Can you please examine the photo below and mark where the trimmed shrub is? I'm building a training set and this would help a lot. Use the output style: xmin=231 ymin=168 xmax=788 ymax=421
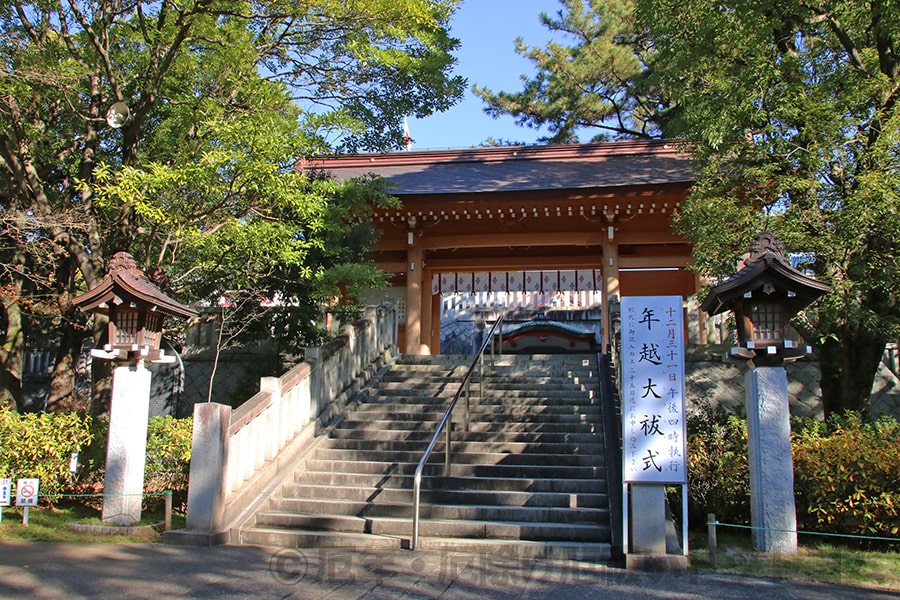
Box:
xmin=684 ymin=403 xmax=750 ymax=527
xmin=144 ymin=415 xmax=192 ymax=511
xmin=69 ymin=415 xmax=193 ymax=512
xmin=792 ymin=412 xmax=900 ymax=544
xmin=0 ymin=407 xmax=93 ymax=500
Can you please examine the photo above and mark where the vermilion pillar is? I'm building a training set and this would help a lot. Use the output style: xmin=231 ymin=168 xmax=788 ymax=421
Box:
xmin=405 ymin=243 xmax=423 ymax=355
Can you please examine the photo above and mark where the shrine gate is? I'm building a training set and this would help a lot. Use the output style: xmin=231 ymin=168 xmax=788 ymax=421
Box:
xmin=312 ymin=140 xmax=700 ymax=354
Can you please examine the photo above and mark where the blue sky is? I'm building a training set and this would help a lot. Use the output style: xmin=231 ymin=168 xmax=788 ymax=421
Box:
xmin=408 ymin=1 xmax=565 ymax=150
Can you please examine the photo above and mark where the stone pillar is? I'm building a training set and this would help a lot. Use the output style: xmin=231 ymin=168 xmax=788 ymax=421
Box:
xmin=746 ymin=366 xmax=798 ymax=554
xmin=102 ymin=363 xmax=152 ymax=525
xmin=184 ymin=402 xmax=232 ymax=534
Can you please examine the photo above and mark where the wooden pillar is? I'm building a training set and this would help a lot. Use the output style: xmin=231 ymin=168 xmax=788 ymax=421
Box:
xmin=405 ymin=243 xmax=423 ymax=355
xmin=419 ymin=269 xmax=433 ymax=355
xmin=602 ymin=220 xmax=620 ymax=354
xmin=431 ymin=289 xmax=442 ymax=355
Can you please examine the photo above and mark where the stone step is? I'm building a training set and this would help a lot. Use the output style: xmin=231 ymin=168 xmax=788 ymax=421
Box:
xmin=313 ymin=448 xmax=606 ymax=467
xmin=335 ymin=419 xmax=603 ymax=434
xmin=303 ymin=458 xmax=605 ymax=479
xmin=236 ymin=528 xmax=612 ymax=561
xmin=366 ymin=386 xmax=599 ymax=405
xmin=249 ymin=513 xmax=609 ymax=542
xmin=352 ymin=403 xmax=601 ymax=417
xmin=294 ymin=472 xmax=608 ymax=494
xmin=237 ymin=351 xmax=612 ymax=558
xmin=338 ymin=411 xmax=602 ymax=426
xmin=377 ymin=374 xmax=599 ymax=385
xmin=323 ymin=438 xmax=605 ymax=455
xmin=373 ymin=384 xmax=597 ymax=395
xmin=260 ymin=498 xmax=609 ymax=524
xmin=279 ymin=484 xmax=609 ymax=508
xmin=329 ymin=428 xmax=603 ymax=444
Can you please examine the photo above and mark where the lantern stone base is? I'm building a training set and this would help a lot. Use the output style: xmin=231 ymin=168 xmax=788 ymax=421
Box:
xmin=747 ymin=366 xmax=798 ymax=554
xmin=102 ymin=364 xmax=152 ymax=526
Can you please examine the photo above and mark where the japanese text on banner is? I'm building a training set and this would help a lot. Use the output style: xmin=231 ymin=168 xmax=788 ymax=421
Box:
xmin=621 ymin=296 xmax=687 ymax=484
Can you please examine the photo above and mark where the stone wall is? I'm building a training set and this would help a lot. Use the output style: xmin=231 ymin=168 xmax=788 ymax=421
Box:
xmin=684 ymin=345 xmax=900 ymax=420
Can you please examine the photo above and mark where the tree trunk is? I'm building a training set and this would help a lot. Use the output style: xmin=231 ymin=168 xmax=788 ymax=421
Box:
xmin=89 ymin=315 xmax=113 ymax=417
xmin=0 ymin=297 xmax=26 ymax=412
xmin=47 ymin=320 xmax=87 ymax=412
xmin=47 ymin=259 xmax=88 ymax=412
xmin=817 ymin=328 xmax=887 ymax=418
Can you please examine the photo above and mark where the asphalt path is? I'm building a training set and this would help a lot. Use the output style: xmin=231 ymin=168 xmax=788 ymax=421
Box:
xmin=0 ymin=542 xmax=897 ymax=599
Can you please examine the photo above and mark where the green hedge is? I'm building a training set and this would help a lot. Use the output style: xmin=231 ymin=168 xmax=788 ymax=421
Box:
xmin=72 ymin=415 xmax=193 ymax=511
xmin=0 ymin=407 xmax=93 ymax=500
xmin=792 ymin=412 xmax=900 ymax=543
xmin=684 ymin=405 xmax=900 ymax=545
xmin=684 ymin=404 xmax=750 ymax=527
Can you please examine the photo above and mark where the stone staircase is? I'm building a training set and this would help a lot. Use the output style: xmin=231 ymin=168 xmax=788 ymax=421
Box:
xmin=238 ymin=354 xmax=613 ymax=560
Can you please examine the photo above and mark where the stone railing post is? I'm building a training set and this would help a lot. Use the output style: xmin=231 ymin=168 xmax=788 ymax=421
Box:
xmin=182 ymin=402 xmax=232 ymax=544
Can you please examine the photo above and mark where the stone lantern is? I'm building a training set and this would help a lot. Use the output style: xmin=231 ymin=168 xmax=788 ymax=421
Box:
xmin=74 ymin=252 xmax=197 ymax=364
xmin=701 ymin=232 xmax=829 ymax=365
xmin=74 ymin=252 xmax=197 ymax=525
xmin=701 ymin=232 xmax=829 ymax=554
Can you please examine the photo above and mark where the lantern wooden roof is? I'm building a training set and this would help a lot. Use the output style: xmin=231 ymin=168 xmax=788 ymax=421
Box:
xmin=700 ymin=232 xmax=830 ymax=316
xmin=73 ymin=252 xmax=197 ymax=319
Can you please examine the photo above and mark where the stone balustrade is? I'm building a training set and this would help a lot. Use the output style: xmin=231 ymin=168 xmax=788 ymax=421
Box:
xmin=168 ymin=304 xmax=398 ymax=545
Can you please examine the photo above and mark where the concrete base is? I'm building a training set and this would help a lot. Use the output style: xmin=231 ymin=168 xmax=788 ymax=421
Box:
xmin=102 ymin=364 xmax=152 ymax=525
xmin=626 ymin=554 xmax=689 ymax=571
xmin=630 ymin=485 xmax=668 ymax=555
xmin=163 ymin=529 xmax=231 ymax=546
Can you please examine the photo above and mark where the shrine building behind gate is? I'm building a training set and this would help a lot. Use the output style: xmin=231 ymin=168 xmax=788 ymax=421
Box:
xmin=311 ymin=140 xmax=703 ymax=354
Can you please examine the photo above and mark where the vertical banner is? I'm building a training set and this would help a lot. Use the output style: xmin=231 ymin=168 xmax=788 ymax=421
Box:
xmin=0 ymin=478 xmax=10 ymax=506
xmin=621 ymin=296 xmax=687 ymax=484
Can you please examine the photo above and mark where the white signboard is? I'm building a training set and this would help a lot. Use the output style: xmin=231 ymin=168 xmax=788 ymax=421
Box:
xmin=0 ymin=478 xmax=10 ymax=506
xmin=15 ymin=478 xmax=39 ymax=507
xmin=621 ymin=296 xmax=687 ymax=484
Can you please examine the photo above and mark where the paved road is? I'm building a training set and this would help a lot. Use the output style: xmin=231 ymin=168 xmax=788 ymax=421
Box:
xmin=0 ymin=542 xmax=897 ymax=599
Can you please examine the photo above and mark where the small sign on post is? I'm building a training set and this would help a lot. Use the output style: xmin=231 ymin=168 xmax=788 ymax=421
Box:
xmin=16 ymin=478 xmax=39 ymax=526
xmin=0 ymin=478 xmax=11 ymax=524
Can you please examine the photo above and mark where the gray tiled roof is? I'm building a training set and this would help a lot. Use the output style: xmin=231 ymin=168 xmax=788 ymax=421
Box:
xmin=315 ymin=143 xmax=694 ymax=195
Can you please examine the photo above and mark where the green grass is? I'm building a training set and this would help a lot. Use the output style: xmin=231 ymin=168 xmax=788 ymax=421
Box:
xmin=0 ymin=502 xmax=185 ymax=543
xmin=689 ymin=531 xmax=900 ymax=592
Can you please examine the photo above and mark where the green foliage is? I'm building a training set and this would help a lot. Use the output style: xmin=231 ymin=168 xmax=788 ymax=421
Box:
xmin=684 ymin=404 xmax=900 ymax=545
xmin=144 ymin=416 xmax=193 ymax=511
xmin=792 ymin=412 xmax=900 ymax=545
xmin=0 ymin=0 xmax=462 ymax=411
xmin=0 ymin=407 xmax=93 ymax=500
xmin=482 ymin=0 xmax=900 ymax=416
xmin=684 ymin=404 xmax=750 ymax=527
xmin=637 ymin=0 xmax=900 ymax=415
xmin=70 ymin=415 xmax=193 ymax=511
xmin=475 ymin=0 xmax=675 ymax=142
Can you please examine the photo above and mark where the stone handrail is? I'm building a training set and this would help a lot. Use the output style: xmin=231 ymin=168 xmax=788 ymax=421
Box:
xmin=172 ymin=303 xmax=397 ymax=545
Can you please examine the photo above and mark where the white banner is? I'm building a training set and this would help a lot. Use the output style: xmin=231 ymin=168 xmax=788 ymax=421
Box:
xmin=0 ymin=478 xmax=10 ymax=506
xmin=621 ymin=296 xmax=687 ymax=484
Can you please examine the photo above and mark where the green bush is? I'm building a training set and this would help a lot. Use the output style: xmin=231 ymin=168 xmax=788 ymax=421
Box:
xmin=683 ymin=404 xmax=900 ymax=546
xmin=0 ymin=407 xmax=93 ymax=500
xmin=792 ymin=412 xmax=900 ymax=544
xmin=70 ymin=415 xmax=193 ymax=512
xmin=684 ymin=403 xmax=750 ymax=527
xmin=144 ymin=415 xmax=193 ymax=511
